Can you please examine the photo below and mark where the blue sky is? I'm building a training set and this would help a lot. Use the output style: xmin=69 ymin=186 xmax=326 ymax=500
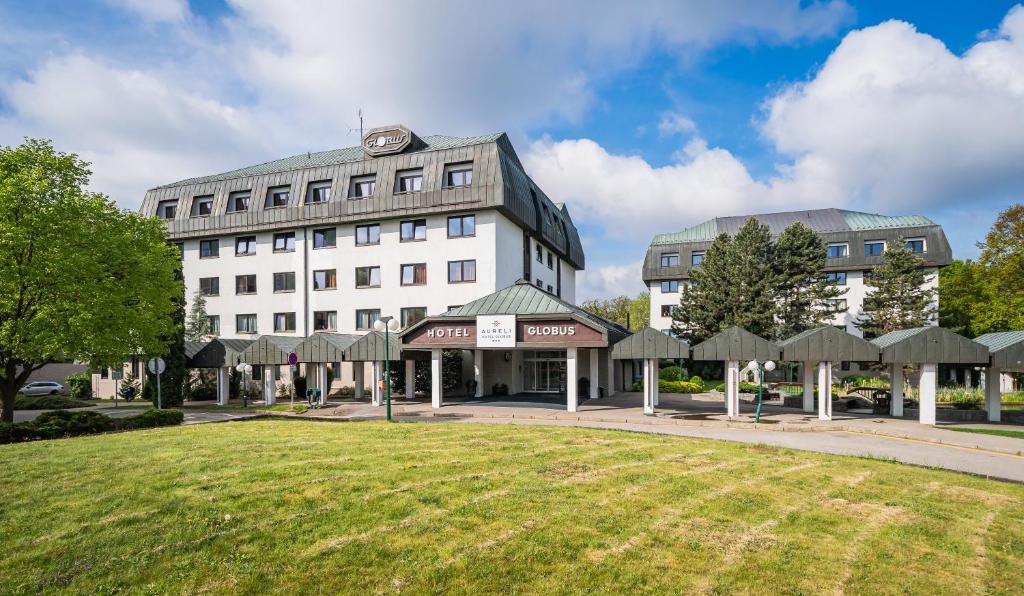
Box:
xmin=2 ymin=1 xmax=1022 ymax=300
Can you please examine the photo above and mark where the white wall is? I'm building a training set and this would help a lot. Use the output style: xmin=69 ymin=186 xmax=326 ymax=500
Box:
xmin=649 ymin=280 xmax=682 ymax=332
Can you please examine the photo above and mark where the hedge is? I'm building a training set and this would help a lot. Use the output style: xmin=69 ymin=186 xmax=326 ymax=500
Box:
xmin=712 ymin=381 xmax=762 ymax=394
xmin=0 ymin=408 xmax=184 ymax=444
xmin=14 ymin=394 xmax=93 ymax=410
xmin=65 ymin=373 xmax=92 ymax=400
xmin=631 ymin=379 xmax=705 ymax=393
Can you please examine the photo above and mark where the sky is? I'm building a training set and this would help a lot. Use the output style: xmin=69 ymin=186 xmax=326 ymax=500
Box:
xmin=2 ymin=0 xmax=1022 ymax=301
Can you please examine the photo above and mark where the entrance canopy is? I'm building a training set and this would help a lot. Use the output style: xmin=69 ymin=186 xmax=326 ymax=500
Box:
xmin=691 ymin=326 xmax=781 ymax=362
xmin=185 ymin=338 xmax=255 ymax=368
xmin=292 ymin=333 xmax=361 ymax=363
xmin=974 ymin=331 xmax=1024 ymax=371
xmin=871 ymin=327 xmax=989 ymax=365
xmin=611 ymin=327 xmax=689 ymax=360
xmin=779 ymin=326 xmax=879 ymax=363
xmin=238 ymin=335 xmax=305 ymax=365
xmin=343 ymin=331 xmax=401 ymax=362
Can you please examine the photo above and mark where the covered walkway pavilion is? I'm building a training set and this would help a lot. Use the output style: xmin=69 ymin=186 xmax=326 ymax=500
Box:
xmin=610 ymin=327 xmax=689 ymax=415
xmin=974 ymin=331 xmax=1024 ymax=422
xmin=779 ymin=326 xmax=879 ymax=421
xmin=184 ymin=338 xmax=254 ymax=405
xmin=292 ymin=331 xmax=402 ymax=405
xmin=691 ymin=327 xmax=781 ymax=419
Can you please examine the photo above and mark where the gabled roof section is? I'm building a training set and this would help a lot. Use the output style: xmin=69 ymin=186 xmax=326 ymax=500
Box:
xmin=871 ymin=327 xmax=989 ymax=364
xmin=779 ymin=326 xmax=879 ymax=363
xmin=611 ymin=328 xmax=689 ymax=360
xmin=238 ymin=335 xmax=306 ymax=365
xmin=691 ymin=326 xmax=781 ymax=362
xmin=975 ymin=331 xmax=1024 ymax=371
xmin=185 ymin=338 xmax=255 ymax=368
xmin=293 ymin=333 xmax=362 ymax=363
xmin=344 ymin=331 xmax=401 ymax=362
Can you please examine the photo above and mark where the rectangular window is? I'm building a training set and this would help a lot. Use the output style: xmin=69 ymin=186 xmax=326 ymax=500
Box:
xmin=396 ymin=169 xmax=423 ymax=193
xmin=199 ymin=239 xmax=219 ymax=258
xmin=235 ymin=236 xmax=256 ymax=256
xmin=661 ymin=280 xmax=680 ymax=293
xmin=448 ymin=259 xmax=476 ymax=283
xmin=199 ymin=277 xmax=219 ymax=296
xmin=825 ymin=271 xmax=848 ymax=285
xmin=355 ymin=309 xmax=380 ymax=330
xmin=828 ymin=299 xmax=849 ymax=311
xmin=691 ymin=252 xmax=705 ymax=266
xmin=905 ymin=239 xmax=925 ymax=253
xmin=348 ymin=175 xmax=376 ymax=198
xmin=661 ymin=305 xmax=674 ymax=317
xmin=864 ymin=241 xmax=885 ymax=257
xmin=307 ymin=180 xmax=332 ymax=204
xmin=226 ymin=190 xmax=251 ymax=213
xmin=660 ymin=253 xmax=679 ymax=267
xmin=400 ymin=219 xmax=426 ymax=242
xmin=274 ymin=312 xmax=296 ymax=333
xmin=157 ymin=200 xmax=177 ymax=219
xmin=536 ymin=278 xmax=543 ymax=288
xmin=252 ymin=365 xmax=263 ymax=381
xmin=444 ymin=162 xmax=473 ymax=187
xmin=312 ymin=228 xmax=336 ymax=249
xmin=355 ymin=266 xmax=381 ymax=288
xmin=401 ymin=263 xmax=427 ymax=286
xmin=547 ymin=253 xmax=554 ymax=270
xmin=273 ymin=271 xmax=296 ymax=293
xmin=313 ymin=310 xmax=337 ymax=331
xmin=190 ymin=195 xmax=213 ymax=217
xmin=401 ymin=307 xmax=427 ymax=328
xmin=546 ymin=284 xmax=553 ymax=293
xmin=355 ymin=224 xmax=380 ymax=246
xmin=536 ymin=244 xmax=543 ymax=263
xmin=447 ymin=214 xmax=476 ymax=238
xmin=827 ymin=243 xmax=848 ymax=258
xmin=313 ymin=269 xmax=337 ymax=290
xmin=236 ymin=314 xmax=257 ymax=334
xmin=265 ymin=186 xmax=290 ymax=208
xmin=235 ymin=274 xmax=257 ymax=295
xmin=272 ymin=232 xmax=295 ymax=253
xmin=207 ymin=315 xmax=220 ymax=335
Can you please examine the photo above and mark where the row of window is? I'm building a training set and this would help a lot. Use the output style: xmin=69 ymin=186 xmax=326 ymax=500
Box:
xmin=658 ymin=270 xmax=863 ymax=294
xmin=157 ymin=162 xmax=474 ymax=219
xmin=208 ymin=306 xmax=434 ymax=335
xmin=534 ymin=242 xmax=557 ymax=270
xmin=658 ymin=299 xmax=850 ymax=319
xmin=198 ymin=260 xmax=477 ymax=297
xmin=658 ymin=239 xmax=926 ymax=270
xmin=195 ymin=215 xmax=475 ymax=259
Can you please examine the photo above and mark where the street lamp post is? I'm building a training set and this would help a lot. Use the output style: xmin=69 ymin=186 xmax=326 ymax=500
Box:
xmin=236 ymin=362 xmax=252 ymax=407
xmin=744 ymin=359 xmax=776 ymax=423
xmin=373 ymin=316 xmax=401 ymax=422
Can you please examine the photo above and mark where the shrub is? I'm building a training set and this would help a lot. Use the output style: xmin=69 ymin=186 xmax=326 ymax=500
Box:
xmin=65 ymin=373 xmax=92 ymax=400
xmin=687 ymin=375 xmax=704 ymax=388
xmin=14 ymin=394 xmax=93 ymax=410
xmin=659 ymin=366 xmax=685 ymax=382
xmin=711 ymin=382 xmax=761 ymax=393
xmin=293 ymin=375 xmax=307 ymax=399
xmin=0 ymin=408 xmax=184 ymax=444
xmin=658 ymin=380 xmax=703 ymax=394
xmin=118 ymin=408 xmax=184 ymax=429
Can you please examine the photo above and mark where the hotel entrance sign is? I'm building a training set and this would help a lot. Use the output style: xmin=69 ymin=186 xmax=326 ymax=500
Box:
xmin=476 ymin=315 xmax=515 ymax=348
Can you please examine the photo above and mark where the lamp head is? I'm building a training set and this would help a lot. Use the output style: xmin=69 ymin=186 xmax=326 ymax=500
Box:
xmin=387 ymin=318 xmax=400 ymax=332
xmin=373 ymin=319 xmax=384 ymax=332
xmin=764 ymin=360 xmax=776 ymax=372
xmin=235 ymin=363 xmax=247 ymax=373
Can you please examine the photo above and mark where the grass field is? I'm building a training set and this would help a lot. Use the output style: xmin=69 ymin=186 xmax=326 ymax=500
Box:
xmin=946 ymin=427 xmax=1024 ymax=440
xmin=2 ymin=420 xmax=1023 ymax=594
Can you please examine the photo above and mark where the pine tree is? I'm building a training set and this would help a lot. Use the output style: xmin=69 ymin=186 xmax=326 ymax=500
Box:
xmin=729 ymin=219 xmax=777 ymax=338
xmin=856 ymin=237 xmax=936 ymax=338
xmin=185 ymin=290 xmax=212 ymax=341
xmin=773 ymin=222 xmax=845 ymax=339
xmin=672 ymin=233 xmax=733 ymax=343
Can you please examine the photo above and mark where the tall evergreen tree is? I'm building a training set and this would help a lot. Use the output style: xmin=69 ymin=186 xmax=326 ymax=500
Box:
xmin=856 ymin=237 xmax=936 ymax=338
xmin=671 ymin=233 xmax=733 ymax=343
xmin=185 ymin=290 xmax=212 ymax=341
xmin=773 ymin=222 xmax=845 ymax=339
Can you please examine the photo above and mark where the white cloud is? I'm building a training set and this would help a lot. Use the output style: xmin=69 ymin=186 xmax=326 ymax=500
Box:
xmin=657 ymin=112 xmax=697 ymax=136
xmin=577 ymin=261 xmax=647 ymax=301
xmin=104 ymin=0 xmax=189 ymax=23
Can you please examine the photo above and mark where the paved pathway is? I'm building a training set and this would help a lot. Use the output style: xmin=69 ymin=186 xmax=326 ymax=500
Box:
xmin=13 ymin=406 xmax=262 ymax=425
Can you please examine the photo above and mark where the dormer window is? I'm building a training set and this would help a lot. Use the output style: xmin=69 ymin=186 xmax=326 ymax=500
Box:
xmin=443 ymin=162 xmax=473 ymax=187
xmin=827 ymin=243 xmax=848 ymax=258
xmin=190 ymin=195 xmax=213 ymax=217
xmin=265 ymin=186 xmax=290 ymax=208
xmin=396 ymin=169 xmax=423 ymax=193
xmin=307 ymin=180 xmax=332 ymax=204
xmin=691 ymin=252 xmax=705 ymax=266
xmin=226 ymin=190 xmax=250 ymax=213
xmin=157 ymin=200 xmax=177 ymax=219
xmin=904 ymin=238 xmax=925 ymax=253
xmin=660 ymin=253 xmax=679 ymax=267
xmin=348 ymin=175 xmax=376 ymax=199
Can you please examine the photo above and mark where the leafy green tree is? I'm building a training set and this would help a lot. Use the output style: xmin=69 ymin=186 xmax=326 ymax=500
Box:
xmin=773 ymin=222 xmax=845 ymax=339
xmin=579 ymin=293 xmax=650 ymax=331
xmin=856 ymin=237 xmax=936 ymax=338
xmin=938 ymin=259 xmax=986 ymax=337
xmin=185 ymin=290 xmax=212 ymax=341
xmin=975 ymin=204 xmax=1024 ymax=332
xmin=0 ymin=139 xmax=181 ymax=422
xmin=142 ymin=275 xmax=186 ymax=408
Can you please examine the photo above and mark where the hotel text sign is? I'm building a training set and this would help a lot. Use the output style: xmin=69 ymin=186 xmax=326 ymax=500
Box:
xmin=405 ymin=322 xmax=475 ymax=346
xmin=519 ymin=320 xmax=603 ymax=344
xmin=363 ymin=125 xmax=412 ymax=157
xmin=476 ymin=315 xmax=516 ymax=348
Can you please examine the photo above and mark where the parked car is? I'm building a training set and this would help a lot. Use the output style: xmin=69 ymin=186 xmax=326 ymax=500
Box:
xmin=20 ymin=381 xmax=67 ymax=396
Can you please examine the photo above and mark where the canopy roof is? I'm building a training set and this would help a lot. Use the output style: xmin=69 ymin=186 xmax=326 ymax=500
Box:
xmin=779 ymin=326 xmax=879 ymax=363
xmin=238 ymin=335 xmax=305 ymax=365
xmin=871 ymin=327 xmax=989 ymax=365
xmin=185 ymin=338 xmax=255 ymax=368
xmin=344 ymin=331 xmax=401 ymax=362
xmin=974 ymin=331 xmax=1024 ymax=371
xmin=293 ymin=333 xmax=362 ymax=364
xmin=611 ymin=328 xmax=689 ymax=360
xmin=691 ymin=326 xmax=781 ymax=362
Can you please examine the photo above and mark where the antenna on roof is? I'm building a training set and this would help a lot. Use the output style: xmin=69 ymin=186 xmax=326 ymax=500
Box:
xmin=347 ymin=109 xmax=365 ymax=140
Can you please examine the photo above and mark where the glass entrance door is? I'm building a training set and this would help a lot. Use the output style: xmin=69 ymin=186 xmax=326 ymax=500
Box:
xmin=523 ymin=351 xmax=567 ymax=393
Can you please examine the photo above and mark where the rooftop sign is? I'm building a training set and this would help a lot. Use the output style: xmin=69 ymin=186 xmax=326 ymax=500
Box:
xmin=362 ymin=125 xmax=413 ymax=157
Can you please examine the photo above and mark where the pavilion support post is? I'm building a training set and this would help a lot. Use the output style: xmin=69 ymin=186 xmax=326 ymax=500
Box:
xmin=371 ymin=361 xmax=382 ymax=406
xmin=817 ymin=361 xmax=832 ymax=421
xmin=651 ymin=359 xmax=660 ymax=409
xmin=801 ymin=362 xmax=814 ymax=413
xmin=264 ymin=372 xmax=276 ymax=406
xmin=405 ymin=359 xmax=415 ymax=400
xmin=566 ymin=347 xmax=578 ymax=413
xmin=317 ymin=363 xmax=329 ymax=406
xmin=473 ymin=350 xmax=483 ymax=397
xmin=890 ymin=364 xmax=904 ymax=418
xmin=430 ymin=349 xmax=443 ymax=408
xmin=725 ymin=360 xmax=740 ymax=417
xmin=919 ymin=363 xmax=937 ymax=425
xmin=642 ymin=358 xmax=655 ymax=415
xmin=354 ymin=363 xmax=364 ymax=400
xmin=606 ymin=351 xmax=616 ymax=397
xmin=217 ymin=367 xmax=229 ymax=406
xmin=985 ymin=366 xmax=1001 ymax=423
xmin=589 ymin=349 xmax=600 ymax=400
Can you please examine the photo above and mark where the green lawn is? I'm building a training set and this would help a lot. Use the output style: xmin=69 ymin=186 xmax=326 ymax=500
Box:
xmin=2 ymin=421 xmax=1023 ymax=594
xmin=945 ymin=426 xmax=1024 ymax=440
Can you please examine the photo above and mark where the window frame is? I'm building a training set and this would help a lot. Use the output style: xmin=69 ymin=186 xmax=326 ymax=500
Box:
xmin=236 ymin=314 xmax=258 ymax=334
xmin=207 ymin=315 xmax=220 ymax=336
xmin=447 ymin=214 xmax=476 ymax=238
xmin=312 ymin=268 xmax=337 ymax=291
xmin=273 ymin=312 xmax=297 ymax=333
xmin=547 ymin=252 xmax=554 ymax=270
xmin=190 ymin=195 xmax=213 ymax=218
xmin=235 ymin=235 xmax=257 ymax=256
xmin=355 ymin=266 xmax=381 ymax=289
xmin=864 ymin=241 xmax=886 ymax=257
xmin=443 ymin=162 xmax=473 ymax=188
xmin=313 ymin=310 xmax=338 ymax=332
xmin=400 ymin=307 xmax=427 ymax=328
xmin=226 ymin=190 xmax=251 ymax=213
xmin=355 ymin=309 xmax=381 ymax=331
xmin=265 ymin=186 xmax=291 ymax=209
xmin=827 ymin=243 xmax=849 ymax=259
xmin=400 ymin=263 xmax=427 ymax=286
xmin=355 ymin=223 xmax=381 ymax=246
xmin=448 ymin=259 xmax=477 ymax=284
xmin=661 ymin=280 xmax=680 ymax=293
xmin=347 ymin=174 xmax=376 ymax=199
xmin=273 ymin=271 xmax=296 ymax=293
xmin=691 ymin=252 xmax=705 ymax=266
xmin=157 ymin=200 xmax=177 ymax=219
xmin=312 ymin=227 xmax=337 ymax=249
xmin=272 ymin=231 xmax=295 ymax=253
xmin=661 ymin=305 xmax=674 ymax=317
xmin=395 ymin=169 xmax=423 ymax=194
xmin=660 ymin=253 xmax=679 ymax=267
xmin=199 ymin=277 xmax=220 ymax=297
xmin=904 ymin=238 xmax=926 ymax=254
xmin=399 ymin=219 xmax=427 ymax=242
xmin=825 ymin=271 xmax=848 ymax=286
xmin=306 ymin=180 xmax=332 ymax=204
xmin=235 ymin=274 xmax=257 ymax=295
xmin=199 ymin=239 xmax=219 ymax=259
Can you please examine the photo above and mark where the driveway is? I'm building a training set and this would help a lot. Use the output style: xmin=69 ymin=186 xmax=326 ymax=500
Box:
xmin=12 ymin=406 xmax=262 ymax=425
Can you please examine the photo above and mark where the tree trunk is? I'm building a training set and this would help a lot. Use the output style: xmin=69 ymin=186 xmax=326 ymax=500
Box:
xmin=1 ymin=384 xmax=16 ymax=423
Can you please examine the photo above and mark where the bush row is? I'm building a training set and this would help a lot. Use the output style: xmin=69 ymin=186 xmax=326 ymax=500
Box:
xmin=631 ymin=377 xmax=705 ymax=394
xmin=0 ymin=408 xmax=184 ymax=444
xmin=14 ymin=394 xmax=93 ymax=410
xmin=711 ymin=381 xmax=763 ymax=394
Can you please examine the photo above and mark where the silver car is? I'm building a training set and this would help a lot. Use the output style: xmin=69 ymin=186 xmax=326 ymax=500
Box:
xmin=20 ymin=381 xmax=67 ymax=396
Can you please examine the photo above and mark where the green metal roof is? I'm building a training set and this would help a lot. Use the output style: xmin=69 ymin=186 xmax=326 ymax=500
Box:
xmin=870 ymin=327 xmax=989 ymax=364
xmin=778 ymin=326 xmax=879 ymax=362
xmin=975 ymin=331 xmax=1024 ymax=371
xmin=974 ymin=331 xmax=1024 ymax=352
xmin=185 ymin=338 xmax=256 ymax=368
xmin=868 ymin=327 xmax=929 ymax=350
xmin=611 ymin=328 xmax=689 ymax=360
xmin=690 ymin=326 xmax=782 ymax=362
xmin=155 ymin=133 xmax=505 ymax=190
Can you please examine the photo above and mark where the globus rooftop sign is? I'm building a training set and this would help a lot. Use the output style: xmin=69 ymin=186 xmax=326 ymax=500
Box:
xmin=362 ymin=124 xmax=413 ymax=157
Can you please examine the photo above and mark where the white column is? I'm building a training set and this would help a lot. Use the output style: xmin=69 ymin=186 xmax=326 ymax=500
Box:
xmin=405 ymin=359 xmax=416 ymax=400
xmin=566 ymin=347 xmax=579 ymax=412
xmin=354 ymin=363 xmax=364 ymax=400
xmin=964 ymin=368 xmax=972 ymax=389
xmin=919 ymin=363 xmax=937 ymax=425
xmin=473 ymin=350 xmax=484 ymax=397
xmin=431 ymin=349 xmax=443 ymax=408
xmin=985 ymin=366 xmax=1001 ymax=423
xmin=317 ymin=363 xmax=329 ymax=406
xmin=890 ymin=364 xmax=904 ymax=417
xmin=802 ymin=362 xmax=814 ymax=413
xmin=217 ymin=367 xmax=229 ymax=405
xmin=650 ymin=359 xmax=659 ymax=409
xmin=642 ymin=358 xmax=654 ymax=415
xmin=264 ymin=372 xmax=276 ymax=405
xmin=606 ymin=352 xmax=616 ymax=397
xmin=726 ymin=360 xmax=739 ymax=418
xmin=817 ymin=361 xmax=832 ymax=421
xmin=589 ymin=349 xmax=600 ymax=400
xmin=371 ymin=361 xmax=382 ymax=406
